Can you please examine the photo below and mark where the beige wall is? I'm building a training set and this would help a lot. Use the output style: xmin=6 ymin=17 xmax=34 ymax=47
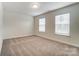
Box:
xmin=34 ymin=3 xmax=79 ymax=47
xmin=0 ymin=2 xmax=3 ymax=54
xmin=3 ymin=10 xmax=34 ymax=39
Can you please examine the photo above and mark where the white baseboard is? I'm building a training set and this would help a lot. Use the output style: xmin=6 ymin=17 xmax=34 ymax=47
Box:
xmin=3 ymin=34 xmax=79 ymax=48
xmin=36 ymin=35 xmax=79 ymax=48
xmin=3 ymin=34 xmax=34 ymax=40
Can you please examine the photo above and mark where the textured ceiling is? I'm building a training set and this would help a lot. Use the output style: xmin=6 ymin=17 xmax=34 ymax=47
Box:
xmin=3 ymin=2 xmax=75 ymax=16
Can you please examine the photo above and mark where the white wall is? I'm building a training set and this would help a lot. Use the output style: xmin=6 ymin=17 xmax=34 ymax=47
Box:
xmin=3 ymin=10 xmax=34 ymax=39
xmin=0 ymin=2 xmax=3 ymax=54
xmin=35 ymin=3 xmax=79 ymax=47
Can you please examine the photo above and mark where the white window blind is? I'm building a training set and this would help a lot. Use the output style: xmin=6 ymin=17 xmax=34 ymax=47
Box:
xmin=55 ymin=13 xmax=70 ymax=36
xmin=39 ymin=17 xmax=45 ymax=32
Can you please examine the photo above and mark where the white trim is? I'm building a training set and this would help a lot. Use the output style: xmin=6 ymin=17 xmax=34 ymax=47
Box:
xmin=36 ymin=34 xmax=79 ymax=48
xmin=3 ymin=34 xmax=34 ymax=40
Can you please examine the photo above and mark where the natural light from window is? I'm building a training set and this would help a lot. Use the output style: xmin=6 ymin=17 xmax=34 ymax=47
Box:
xmin=55 ymin=13 xmax=70 ymax=36
xmin=39 ymin=17 xmax=45 ymax=32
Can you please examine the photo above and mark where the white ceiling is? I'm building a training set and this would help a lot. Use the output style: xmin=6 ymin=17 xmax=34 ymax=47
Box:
xmin=3 ymin=2 xmax=75 ymax=16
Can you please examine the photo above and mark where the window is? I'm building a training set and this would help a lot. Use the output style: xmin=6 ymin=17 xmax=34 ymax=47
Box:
xmin=39 ymin=17 xmax=45 ymax=32
xmin=55 ymin=13 xmax=70 ymax=36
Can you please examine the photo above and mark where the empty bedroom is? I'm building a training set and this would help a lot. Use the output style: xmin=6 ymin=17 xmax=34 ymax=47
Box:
xmin=0 ymin=2 xmax=79 ymax=56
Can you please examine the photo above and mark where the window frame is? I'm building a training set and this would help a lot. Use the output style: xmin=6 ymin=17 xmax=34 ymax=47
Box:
xmin=55 ymin=13 xmax=70 ymax=36
xmin=39 ymin=17 xmax=46 ymax=32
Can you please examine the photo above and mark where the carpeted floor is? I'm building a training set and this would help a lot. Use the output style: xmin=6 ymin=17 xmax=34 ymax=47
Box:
xmin=1 ymin=35 xmax=79 ymax=56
